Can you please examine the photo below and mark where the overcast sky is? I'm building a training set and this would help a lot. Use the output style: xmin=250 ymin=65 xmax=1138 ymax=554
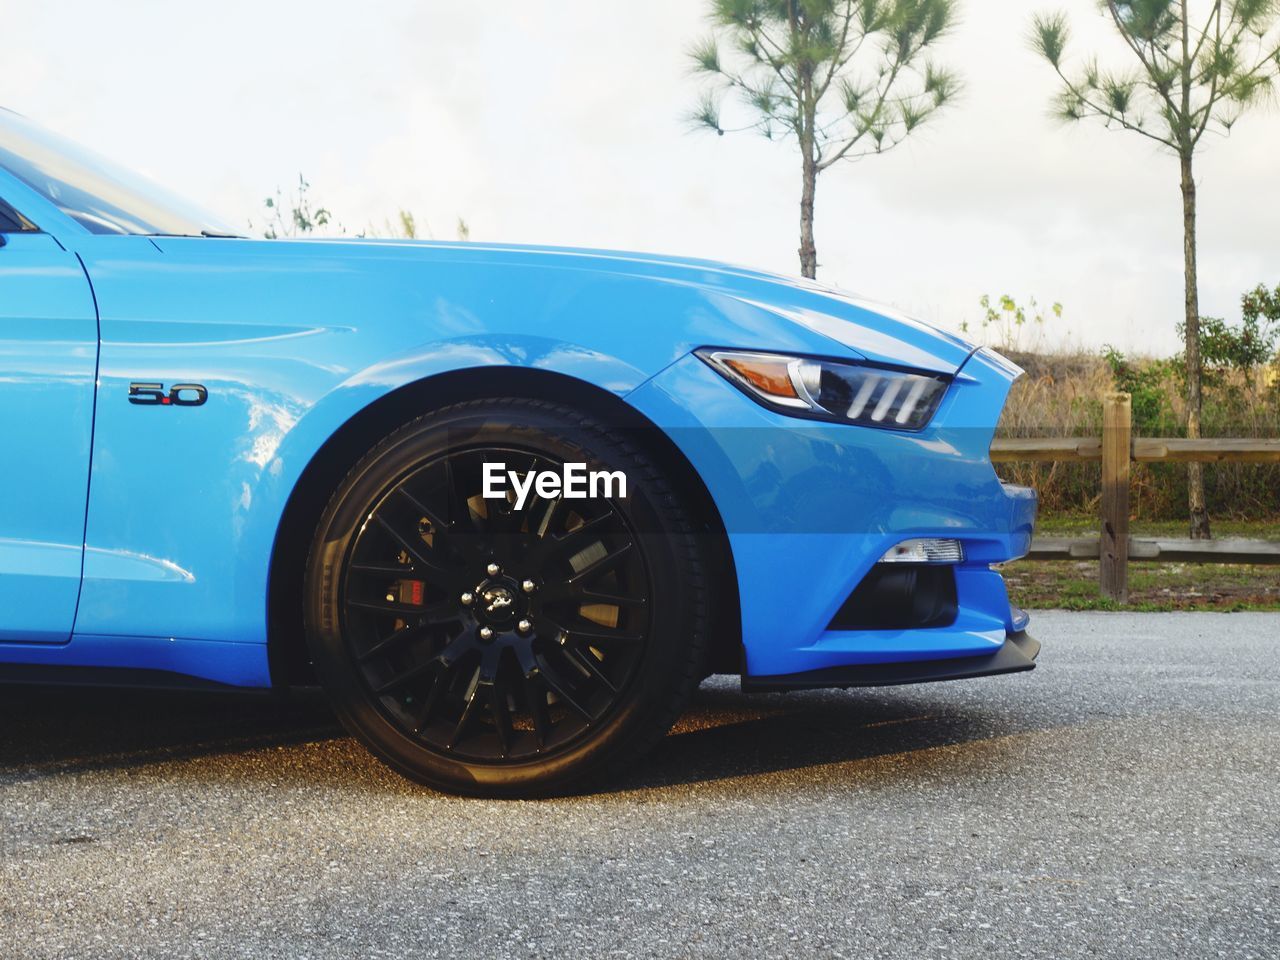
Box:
xmin=4 ymin=1 xmax=1277 ymax=354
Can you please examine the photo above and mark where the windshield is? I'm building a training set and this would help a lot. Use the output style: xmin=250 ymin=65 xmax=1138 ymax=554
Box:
xmin=0 ymin=108 xmax=237 ymax=237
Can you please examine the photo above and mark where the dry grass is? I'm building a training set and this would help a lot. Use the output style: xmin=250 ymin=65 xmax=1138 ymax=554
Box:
xmin=994 ymin=350 xmax=1280 ymax=521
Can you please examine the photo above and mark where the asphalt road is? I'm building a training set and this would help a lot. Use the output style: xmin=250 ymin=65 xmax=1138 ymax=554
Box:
xmin=1 ymin=611 xmax=1277 ymax=959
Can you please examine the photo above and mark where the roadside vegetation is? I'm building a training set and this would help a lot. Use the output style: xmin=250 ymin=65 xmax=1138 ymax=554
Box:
xmin=984 ymin=287 xmax=1280 ymax=611
xmin=988 ymin=287 xmax=1280 ymax=521
xmin=251 ymin=173 xmax=470 ymax=241
xmin=1003 ymin=559 xmax=1280 ymax=611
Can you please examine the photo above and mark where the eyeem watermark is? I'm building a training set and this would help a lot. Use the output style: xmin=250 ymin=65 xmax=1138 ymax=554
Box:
xmin=482 ymin=462 xmax=627 ymax=510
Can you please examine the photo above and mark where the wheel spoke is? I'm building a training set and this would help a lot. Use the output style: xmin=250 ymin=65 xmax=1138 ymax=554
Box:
xmin=511 ymin=644 xmax=548 ymax=751
xmin=486 ymin=501 xmax=527 ymax=539
xmin=411 ymin=672 xmax=445 ymax=732
xmin=513 ymin=638 xmax=539 ymax=678
xmin=579 ymin=589 xmax=647 ymax=609
xmin=534 ymin=495 xmax=562 ymax=540
xmin=537 ymin=653 xmax=595 ymax=723
xmin=443 ymin=456 xmax=478 ymax=533
xmin=356 ymin=620 xmax=429 ymax=663
xmin=393 ymin=486 xmax=455 ymax=547
xmin=536 ymin=510 xmax=617 ymax=561
xmin=348 ymin=597 xmax=454 ymax=619
xmin=543 ymin=610 xmax=644 ymax=646
xmin=488 ymin=680 xmax=514 ymax=757
xmin=538 ymin=543 xmax=637 ymax=605
xmin=561 ymin=622 xmax=644 ymax=647
xmin=562 ymin=643 xmax=619 ymax=694
xmin=567 ymin=541 xmax=634 ymax=585
xmin=372 ymin=657 xmax=436 ymax=696
xmin=349 ymin=561 xmax=417 ymax=577
xmin=494 ymin=454 xmax=552 ymax=535
xmin=525 ymin=674 xmax=552 ymax=751
xmin=372 ymin=633 xmax=469 ymax=695
xmin=371 ymin=514 xmax=457 ymax=588
xmin=448 ymin=680 xmax=482 ymax=749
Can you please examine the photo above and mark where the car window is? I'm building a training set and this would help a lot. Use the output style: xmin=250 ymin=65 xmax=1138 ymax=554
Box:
xmin=0 ymin=197 xmax=34 ymax=233
xmin=0 ymin=108 xmax=236 ymax=237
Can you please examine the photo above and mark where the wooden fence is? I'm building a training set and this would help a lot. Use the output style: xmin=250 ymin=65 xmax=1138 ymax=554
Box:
xmin=990 ymin=392 xmax=1280 ymax=602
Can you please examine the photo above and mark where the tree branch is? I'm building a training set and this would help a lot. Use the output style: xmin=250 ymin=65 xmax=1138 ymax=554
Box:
xmin=747 ymin=24 xmax=803 ymax=100
xmin=1050 ymin=61 xmax=1179 ymax=149
xmin=816 ymin=41 xmax=912 ymax=170
xmin=814 ymin=4 xmax=858 ymax=103
xmin=1106 ymin=0 xmax=1183 ymax=123
xmin=1191 ymin=3 xmax=1227 ymax=147
xmin=1189 ymin=0 xmax=1222 ymax=68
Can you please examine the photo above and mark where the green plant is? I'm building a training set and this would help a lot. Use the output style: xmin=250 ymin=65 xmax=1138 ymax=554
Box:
xmin=257 ymin=184 xmax=470 ymax=243
xmin=1243 ymin=284 xmax=1280 ymax=328
xmin=1170 ymin=285 xmax=1280 ymax=398
xmin=257 ymin=174 xmax=336 ymax=239
xmin=394 ymin=209 xmax=418 ymax=239
xmin=1195 ymin=315 xmax=1277 ymax=370
xmin=689 ymin=0 xmax=959 ymax=278
xmin=1102 ymin=346 xmax=1178 ymax=432
xmin=1030 ymin=1 xmax=1280 ymax=540
xmin=964 ymin=294 xmax=1064 ymax=353
xmin=1237 ymin=283 xmax=1280 ymax=367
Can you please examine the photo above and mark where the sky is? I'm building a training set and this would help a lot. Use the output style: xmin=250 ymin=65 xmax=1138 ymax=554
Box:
xmin=3 ymin=0 xmax=1277 ymax=354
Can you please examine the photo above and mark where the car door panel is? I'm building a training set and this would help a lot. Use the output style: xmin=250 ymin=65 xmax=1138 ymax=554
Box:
xmin=0 ymin=231 xmax=98 ymax=643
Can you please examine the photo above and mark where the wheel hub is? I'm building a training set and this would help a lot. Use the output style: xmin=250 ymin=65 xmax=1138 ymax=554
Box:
xmin=475 ymin=578 xmax=520 ymax=626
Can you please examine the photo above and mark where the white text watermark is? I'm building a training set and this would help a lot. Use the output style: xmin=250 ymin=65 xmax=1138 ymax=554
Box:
xmin=482 ymin=462 xmax=627 ymax=510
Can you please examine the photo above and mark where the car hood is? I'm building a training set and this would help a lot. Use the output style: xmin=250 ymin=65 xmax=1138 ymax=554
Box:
xmin=265 ymin=237 xmax=980 ymax=376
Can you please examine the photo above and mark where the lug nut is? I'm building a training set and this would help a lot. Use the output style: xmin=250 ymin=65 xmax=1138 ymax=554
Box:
xmin=521 ymin=579 xmax=536 ymax=594
xmin=517 ymin=619 xmax=533 ymax=634
xmin=479 ymin=626 xmax=494 ymax=641
xmin=460 ymin=592 xmax=474 ymax=606
xmin=486 ymin=562 xmax=501 ymax=577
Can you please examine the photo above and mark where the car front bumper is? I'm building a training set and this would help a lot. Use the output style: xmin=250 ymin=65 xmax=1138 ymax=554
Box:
xmin=627 ymin=347 xmax=1038 ymax=680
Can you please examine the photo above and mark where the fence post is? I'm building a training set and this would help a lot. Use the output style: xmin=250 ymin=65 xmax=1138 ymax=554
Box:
xmin=1100 ymin=392 xmax=1132 ymax=603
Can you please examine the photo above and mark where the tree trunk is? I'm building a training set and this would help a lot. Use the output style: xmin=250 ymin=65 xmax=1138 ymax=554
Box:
xmin=792 ymin=2 xmax=818 ymax=280
xmin=1180 ymin=151 xmax=1211 ymax=540
xmin=799 ymin=145 xmax=818 ymax=279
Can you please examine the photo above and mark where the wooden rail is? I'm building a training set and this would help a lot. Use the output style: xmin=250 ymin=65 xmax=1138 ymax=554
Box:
xmin=1028 ymin=536 xmax=1280 ymax=565
xmin=991 ymin=393 xmax=1280 ymax=601
xmin=990 ymin=437 xmax=1280 ymax=463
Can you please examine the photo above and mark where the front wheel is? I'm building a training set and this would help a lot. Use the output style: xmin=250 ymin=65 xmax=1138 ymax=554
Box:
xmin=304 ymin=398 xmax=709 ymax=796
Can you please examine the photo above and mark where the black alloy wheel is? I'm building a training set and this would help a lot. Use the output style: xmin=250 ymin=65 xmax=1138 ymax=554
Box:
xmin=304 ymin=398 xmax=709 ymax=796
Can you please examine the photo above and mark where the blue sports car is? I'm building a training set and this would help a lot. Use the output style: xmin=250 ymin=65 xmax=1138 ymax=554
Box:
xmin=0 ymin=108 xmax=1038 ymax=795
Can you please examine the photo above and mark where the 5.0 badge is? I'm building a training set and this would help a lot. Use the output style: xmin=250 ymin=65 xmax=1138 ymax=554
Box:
xmin=127 ymin=382 xmax=209 ymax=407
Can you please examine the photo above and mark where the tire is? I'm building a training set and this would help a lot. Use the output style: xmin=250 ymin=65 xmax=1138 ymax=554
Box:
xmin=304 ymin=398 xmax=709 ymax=797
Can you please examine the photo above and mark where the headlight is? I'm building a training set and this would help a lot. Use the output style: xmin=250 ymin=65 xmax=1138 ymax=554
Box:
xmin=696 ymin=349 xmax=950 ymax=431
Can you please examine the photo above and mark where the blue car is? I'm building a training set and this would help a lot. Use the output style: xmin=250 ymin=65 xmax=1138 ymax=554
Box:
xmin=0 ymin=107 xmax=1038 ymax=795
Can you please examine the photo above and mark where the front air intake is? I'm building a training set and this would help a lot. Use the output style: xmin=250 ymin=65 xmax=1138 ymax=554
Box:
xmin=827 ymin=564 xmax=958 ymax=631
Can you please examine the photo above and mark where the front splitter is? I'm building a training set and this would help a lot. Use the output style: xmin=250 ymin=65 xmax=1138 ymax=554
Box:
xmin=741 ymin=631 xmax=1040 ymax=692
